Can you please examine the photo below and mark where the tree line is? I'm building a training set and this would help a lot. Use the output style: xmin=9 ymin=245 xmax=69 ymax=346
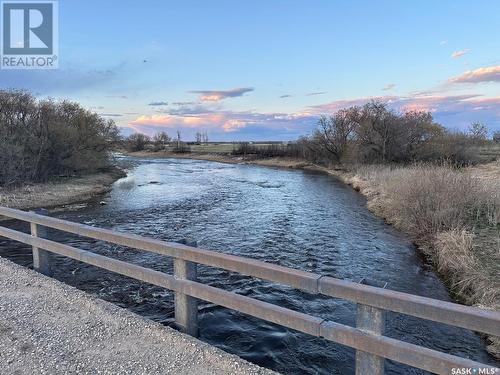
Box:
xmin=234 ymin=101 xmax=495 ymax=166
xmin=125 ymin=131 xmax=191 ymax=153
xmin=0 ymin=90 xmax=119 ymax=186
xmin=4 ymin=88 xmax=493 ymax=188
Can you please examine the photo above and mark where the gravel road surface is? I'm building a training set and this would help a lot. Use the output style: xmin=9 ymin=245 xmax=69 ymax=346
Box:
xmin=0 ymin=257 xmax=277 ymax=375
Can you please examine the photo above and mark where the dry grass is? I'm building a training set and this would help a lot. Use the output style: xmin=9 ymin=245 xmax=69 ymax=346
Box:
xmin=435 ymin=230 xmax=487 ymax=301
xmin=363 ymin=165 xmax=497 ymax=243
xmin=350 ymin=163 xmax=500 ymax=357
xmin=0 ymin=168 xmax=125 ymax=211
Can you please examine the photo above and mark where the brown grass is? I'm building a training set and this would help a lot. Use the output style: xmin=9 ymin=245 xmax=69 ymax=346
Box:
xmin=0 ymin=168 xmax=125 ymax=211
xmin=347 ymin=163 xmax=500 ymax=357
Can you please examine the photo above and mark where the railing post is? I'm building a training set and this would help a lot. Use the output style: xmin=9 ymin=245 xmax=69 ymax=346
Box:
xmin=355 ymin=304 xmax=385 ymax=375
xmin=174 ymin=258 xmax=198 ymax=337
xmin=30 ymin=209 xmax=52 ymax=276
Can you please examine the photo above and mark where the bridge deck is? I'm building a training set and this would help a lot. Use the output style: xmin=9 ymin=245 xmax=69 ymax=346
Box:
xmin=0 ymin=257 xmax=275 ymax=375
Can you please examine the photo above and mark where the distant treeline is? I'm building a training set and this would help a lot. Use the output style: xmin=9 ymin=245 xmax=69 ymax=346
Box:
xmin=0 ymin=90 xmax=119 ymax=186
xmin=233 ymin=101 xmax=495 ymax=165
xmin=125 ymin=132 xmax=192 ymax=153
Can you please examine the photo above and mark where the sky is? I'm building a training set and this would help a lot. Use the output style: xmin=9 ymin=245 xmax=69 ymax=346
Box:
xmin=1 ymin=0 xmax=500 ymax=141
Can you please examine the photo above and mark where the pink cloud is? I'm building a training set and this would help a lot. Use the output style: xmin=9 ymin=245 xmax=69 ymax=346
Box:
xmin=189 ymin=87 xmax=254 ymax=102
xmin=451 ymin=49 xmax=470 ymax=59
xmin=129 ymin=111 xmax=292 ymax=134
xmin=449 ymin=65 xmax=500 ymax=84
xmin=122 ymin=93 xmax=500 ymax=140
xmin=222 ymin=119 xmax=247 ymax=132
xmin=308 ymin=94 xmax=500 ymax=132
xmin=309 ymin=94 xmax=488 ymax=114
xmin=129 ymin=113 xmax=223 ymax=134
xmin=125 ymin=106 xmax=315 ymax=140
xmin=306 ymin=95 xmax=399 ymax=114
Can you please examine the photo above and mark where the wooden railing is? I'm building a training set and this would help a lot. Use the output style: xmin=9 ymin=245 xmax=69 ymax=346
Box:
xmin=0 ymin=206 xmax=498 ymax=374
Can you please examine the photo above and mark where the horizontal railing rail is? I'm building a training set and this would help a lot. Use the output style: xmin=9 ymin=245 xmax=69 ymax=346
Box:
xmin=0 ymin=206 xmax=498 ymax=374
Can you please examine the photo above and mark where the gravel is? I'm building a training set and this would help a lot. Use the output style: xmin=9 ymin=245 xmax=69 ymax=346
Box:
xmin=0 ymin=257 xmax=277 ymax=375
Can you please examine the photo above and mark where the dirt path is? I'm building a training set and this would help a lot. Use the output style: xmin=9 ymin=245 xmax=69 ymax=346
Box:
xmin=0 ymin=257 xmax=276 ymax=375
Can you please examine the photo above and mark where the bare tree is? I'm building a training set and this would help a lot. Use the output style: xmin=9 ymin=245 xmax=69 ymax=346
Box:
xmin=493 ymin=131 xmax=500 ymax=143
xmin=152 ymin=131 xmax=171 ymax=151
xmin=315 ymin=107 xmax=360 ymax=162
xmin=127 ymin=133 xmax=150 ymax=152
xmin=307 ymin=101 xmax=472 ymax=164
xmin=469 ymin=122 xmax=488 ymax=141
xmin=176 ymin=130 xmax=181 ymax=148
xmin=195 ymin=132 xmax=202 ymax=144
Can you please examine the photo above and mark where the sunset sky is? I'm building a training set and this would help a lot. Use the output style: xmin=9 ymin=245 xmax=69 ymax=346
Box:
xmin=1 ymin=0 xmax=499 ymax=140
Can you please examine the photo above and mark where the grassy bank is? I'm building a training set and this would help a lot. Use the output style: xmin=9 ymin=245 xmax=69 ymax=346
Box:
xmin=127 ymin=149 xmax=499 ymax=356
xmin=0 ymin=167 xmax=126 ymax=212
xmin=326 ymin=162 xmax=500 ymax=357
xmin=127 ymin=150 xmax=313 ymax=168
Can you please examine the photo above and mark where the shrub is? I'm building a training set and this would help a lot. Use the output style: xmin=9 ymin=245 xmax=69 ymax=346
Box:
xmin=172 ymin=141 xmax=191 ymax=153
xmin=469 ymin=122 xmax=488 ymax=143
xmin=152 ymin=131 xmax=171 ymax=151
xmin=0 ymin=90 xmax=119 ymax=186
xmin=231 ymin=142 xmax=312 ymax=159
xmin=370 ymin=164 xmax=498 ymax=245
xmin=126 ymin=133 xmax=150 ymax=152
xmin=493 ymin=131 xmax=500 ymax=143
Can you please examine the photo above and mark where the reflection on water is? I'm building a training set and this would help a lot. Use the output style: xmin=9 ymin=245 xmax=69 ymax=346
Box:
xmin=0 ymin=156 xmax=497 ymax=374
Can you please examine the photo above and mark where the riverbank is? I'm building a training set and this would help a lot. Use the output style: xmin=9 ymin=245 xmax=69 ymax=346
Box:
xmin=0 ymin=257 xmax=275 ymax=375
xmin=0 ymin=167 xmax=126 ymax=212
xmin=127 ymin=150 xmax=499 ymax=357
xmin=127 ymin=150 xmax=312 ymax=168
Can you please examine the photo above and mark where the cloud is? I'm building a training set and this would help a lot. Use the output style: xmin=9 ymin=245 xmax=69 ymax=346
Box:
xmin=440 ymin=40 xmax=448 ymax=45
xmin=189 ymin=87 xmax=254 ymax=102
xmin=148 ymin=101 xmax=168 ymax=106
xmin=308 ymin=96 xmax=398 ymax=113
xmin=0 ymin=63 xmax=124 ymax=95
xmin=131 ymin=114 xmax=219 ymax=128
xmin=172 ymin=101 xmax=196 ymax=106
xmin=306 ymin=91 xmax=326 ymax=96
xmin=280 ymin=94 xmax=292 ymax=98
xmin=309 ymin=94 xmax=500 ymax=132
xmin=123 ymin=93 xmax=500 ymax=140
xmin=451 ymin=49 xmax=470 ymax=59
xmin=159 ymin=104 xmax=215 ymax=116
xmin=99 ymin=113 xmax=123 ymax=117
xmin=382 ymin=83 xmax=396 ymax=91
xmin=308 ymin=94 xmax=481 ymax=114
xmin=127 ymin=107 xmax=314 ymax=141
xmin=448 ymin=65 xmax=500 ymax=84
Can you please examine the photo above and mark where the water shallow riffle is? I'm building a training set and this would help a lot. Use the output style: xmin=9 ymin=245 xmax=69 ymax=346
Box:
xmin=0 ymin=156 xmax=497 ymax=374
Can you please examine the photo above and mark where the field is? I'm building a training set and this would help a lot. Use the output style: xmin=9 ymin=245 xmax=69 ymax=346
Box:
xmin=476 ymin=143 xmax=500 ymax=162
xmin=184 ymin=143 xmax=279 ymax=154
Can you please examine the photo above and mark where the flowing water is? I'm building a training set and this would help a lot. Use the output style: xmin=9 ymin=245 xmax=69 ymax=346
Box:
xmin=0 ymin=156 xmax=497 ymax=374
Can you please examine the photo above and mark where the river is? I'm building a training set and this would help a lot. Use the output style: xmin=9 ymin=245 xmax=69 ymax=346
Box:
xmin=0 ymin=156 xmax=497 ymax=374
